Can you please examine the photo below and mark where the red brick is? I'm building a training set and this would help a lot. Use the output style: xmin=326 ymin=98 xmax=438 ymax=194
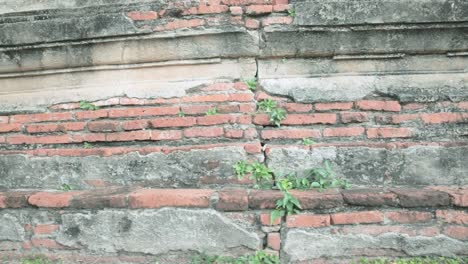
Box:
xmin=10 ymin=112 xmax=73 ymax=123
xmin=184 ymin=5 xmax=229 ymax=15
xmin=245 ymin=18 xmax=260 ymax=29
xmin=0 ymin=136 xmax=4 ymax=144
xmin=246 ymin=5 xmax=272 ymax=14
xmin=283 ymin=114 xmax=337 ymax=125
xmin=457 ymin=102 xmax=468 ymax=110
xmin=385 ymin=211 xmax=432 ymax=223
xmin=267 ymin=233 xmax=281 ymax=251
xmin=292 ymin=190 xmax=344 ymax=209
xmin=0 ymin=124 xmax=21 ymax=133
xmin=0 ymin=116 xmax=9 ymax=123
xmin=196 ymin=115 xmax=236 ymax=125
xmin=272 ymin=4 xmax=290 ymax=12
xmin=262 ymin=16 xmax=293 ymax=26
xmin=287 ymin=214 xmax=330 ymax=228
xmin=225 ymin=129 xmax=244 ymax=138
xmin=323 ymin=127 xmax=364 ymax=137
xmin=244 ymin=142 xmax=262 ymax=153
xmin=243 ymin=128 xmax=257 ymax=139
xmin=356 ymin=100 xmax=401 ymax=112
xmin=151 ymin=130 xmax=182 ymax=141
xmin=121 ymin=120 xmax=149 ymax=130
xmin=402 ymin=103 xmax=425 ymax=110
xmin=105 ymin=131 xmax=151 ymax=142
xmin=249 ymin=190 xmax=283 ymax=209
xmin=31 ymin=239 xmax=63 ymax=249
xmin=315 ymin=102 xmax=353 ymax=111
xmin=281 ymin=103 xmax=312 ymax=113
xmin=217 ymin=104 xmax=240 ymax=113
xmin=109 ymin=107 xmax=179 ymax=118
xmin=182 ymin=94 xmax=229 ymax=103
xmin=0 ymin=192 xmax=30 ymax=208
xmin=28 ymin=192 xmax=78 ymax=208
xmin=72 ymin=133 xmax=106 ymax=143
xmin=340 ymin=112 xmax=368 ymax=123
xmin=70 ymin=188 xmax=128 ymax=208
xmin=391 ymin=114 xmax=420 ymax=124
xmin=342 ymin=189 xmax=397 ymax=207
xmin=236 ymin=115 xmax=252 ymax=124
xmin=33 ymin=224 xmax=59 ymax=235
xmin=184 ymin=127 xmax=224 ymax=138
xmin=180 ymin=105 xmax=213 ymax=115
xmin=216 ymin=189 xmax=248 ymax=211
xmin=7 ymin=135 xmax=72 ymax=145
xmin=367 ymin=128 xmax=413 ymax=138
xmin=230 ymin=6 xmax=243 ymax=15
xmin=446 ymin=189 xmax=468 ymax=207
xmin=229 ymin=93 xmax=254 ymax=102
xmin=391 ymin=189 xmax=451 ymax=207
xmin=75 ymin=109 xmax=109 ymax=120
xmin=273 ymin=0 xmax=288 ymax=4
xmin=421 ymin=112 xmax=465 ymax=124
xmin=436 ymin=210 xmax=468 ymax=225
xmin=443 ymin=226 xmax=468 ymax=240
xmin=26 ymin=122 xmax=85 ymax=134
xmin=126 ymin=11 xmax=158 ymax=20
xmin=129 ymin=189 xmax=213 ymax=208
xmin=87 ymin=121 xmax=120 ymax=132
xmin=330 ymin=211 xmax=384 ymax=225
xmin=261 ymin=129 xmax=320 ymax=139
xmin=156 ymin=19 xmax=205 ymax=31
xmin=260 ymin=213 xmax=282 ymax=226
xmin=150 ymin=117 xmax=196 ymax=128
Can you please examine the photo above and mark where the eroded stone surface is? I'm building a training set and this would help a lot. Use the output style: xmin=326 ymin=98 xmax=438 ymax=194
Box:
xmin=283 ymin=229 xmax=468 ymax=262
xmin=0 ymin=214 xmax=25 ymax=241
xmin=266 ymin=146 xmax=467 ymax=186
xmin=56 ymin=208 xmax=261 ymax=255
xmin=0 ymin=147 xmax=249 ymax=189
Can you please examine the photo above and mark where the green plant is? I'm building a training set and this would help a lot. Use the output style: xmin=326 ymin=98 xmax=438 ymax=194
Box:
xmin=191 ymin=251 xmax=279 ymax=264
xmin=21 ymin=256 xmax=57 ymax=264
xmin=308 ymin=160 xmax=350 ymax=190
xmin=206 ymin=107 xmax=218 ymax=116
xmin=302 ymin=138 xmax=316 ymax=146
xmin=178 ymin=111 xmax=185 ymax=117
xmin=79 ymin=101 xmax=99 ymax=111
xmin=271 ymin=178 xmax=302 ymax=224
xmin=61 ymin=184 xmax=71 ymax=192
xmin=83 ymin=142 xmax=93 ymax=149
xmin=287 ymin=8 xmax=296 ymax=17
xmin=257 ymin=99 xmax=287 ymax=127
xmin=245 ymin=78 xmax=257 ymax=91
xmin=233 ymin=161 xmax=274 ymax=189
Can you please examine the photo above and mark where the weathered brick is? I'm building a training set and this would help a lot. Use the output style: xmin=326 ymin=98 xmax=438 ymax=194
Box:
xmin=342 ymin=189 xmax=397 ymax=207
xmin=10 ymin=112 xmax=73 ymax=123
xmin=75 ymin=109 xmax=108 ymax=120
xmin=229 ymin=93 xmax=254 ymax=102
xmin=87 ymin=121 xmax=120 ymax=132
xmin=105 ymin=131 xmax=151 ymax=142
xmin=0 ymin=192 xmax=30 ymax=208
xmin=421 ymin=113 xmax=466 ymax=124
xmin=129 ymin=189 xmax=213 ymax=208
xmin=181 ymin=105 xmax=213 ymax=115
xmin=262 ymin=16 xmax=293 ymax=26
xmin=182 ymin=94 xmax=229 ymax=103
xmin=121 ymin=120 xmax=149 ymax=130
xmin=225 ymin=129 xmax=244 ymax=138
xmin=216 ymin=189 xmax=248 ymax=211
xmin=281 ymin=103 xmax=312 ymax=113
xmin=436 ymin=210 xmax=468 ymax=225
xmin=26 ymin=122 xmax=85 ymax=133
xmin=246 ymin=5 xmax=272 ymax=15
xmin=150 ymin=117 xmax=196 ymax=128
xmin=70 ymin=189 xmax=128 ymax=209
xmin=261 ymin=129 xmax=320 ymax=140
xmin=367 ymin=127 xmax=413 ymax=138
xmin=292 ymin=190 xmax=344 ymax=209
xmin=260 ymin=213 xmax=282 ymax=226
xmin=28 ymin=192 xmax=79 ymax=208
xmin=340 ymin=112 xmax=368 ymax=123
xmin=287 ymin=214 xmax=330 ymax=228
xmin=443 ymin=226 xmax=468 ymax=240
xmin=267 ymin=233 xmax=281 ymax=251
xmin=331 ymin=211 xmax=384 ymax=225
xmin=156 ymin=19 xmax=205 ymax=31
xmin=323 ymin=127 xmax=364 ymax=137
xmin=184 ymin=127 xmax=224 ymax=138
xmin=7 ymin=135 xmax=72 ymax=145
xmin=0 ymin=124 xmax=22 ymax=133
xmin=391 ymin=189 xmax=451 ymax=207
xmin=31 ymin=239 xmax=63 ymax=249
xmin=245 ymin=18 xmax=260 ymax=29
xmin=109 ymin=107 xmax=179 ymax=118
xmin=184 ymin=5 xmax=229 ymax=15
xmin=356 ymin=100 xmax=401 ymax=112
xmin=315 ymin=102 xmax=353 ymax=111
xmin=390 ymin=114 xmax=420 ymax=124
xmin=229 ymin=6 xmax=243 ymax=15
xmin=33 ymin=224 xmax=59 ymax=235
xmin=0 ymin=116 xmax=9 ymax=123
xmin=385 ymin=211 xmax=433 ymax=223
xmin=249 ymin=190 xmax=283 ymax=209
xmin=196 ymin=115 xmax=236 ymax=125
xmin=127 ymin=11 xmax=158 ymax=20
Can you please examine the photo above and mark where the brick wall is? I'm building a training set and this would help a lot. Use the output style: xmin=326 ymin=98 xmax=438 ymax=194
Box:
xmin=0 ymin=0 xmax=467 ymax=263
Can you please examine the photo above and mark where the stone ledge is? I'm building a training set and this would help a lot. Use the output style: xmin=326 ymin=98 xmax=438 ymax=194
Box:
xmin=0 ymin=187 xmax=466 ymax=209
